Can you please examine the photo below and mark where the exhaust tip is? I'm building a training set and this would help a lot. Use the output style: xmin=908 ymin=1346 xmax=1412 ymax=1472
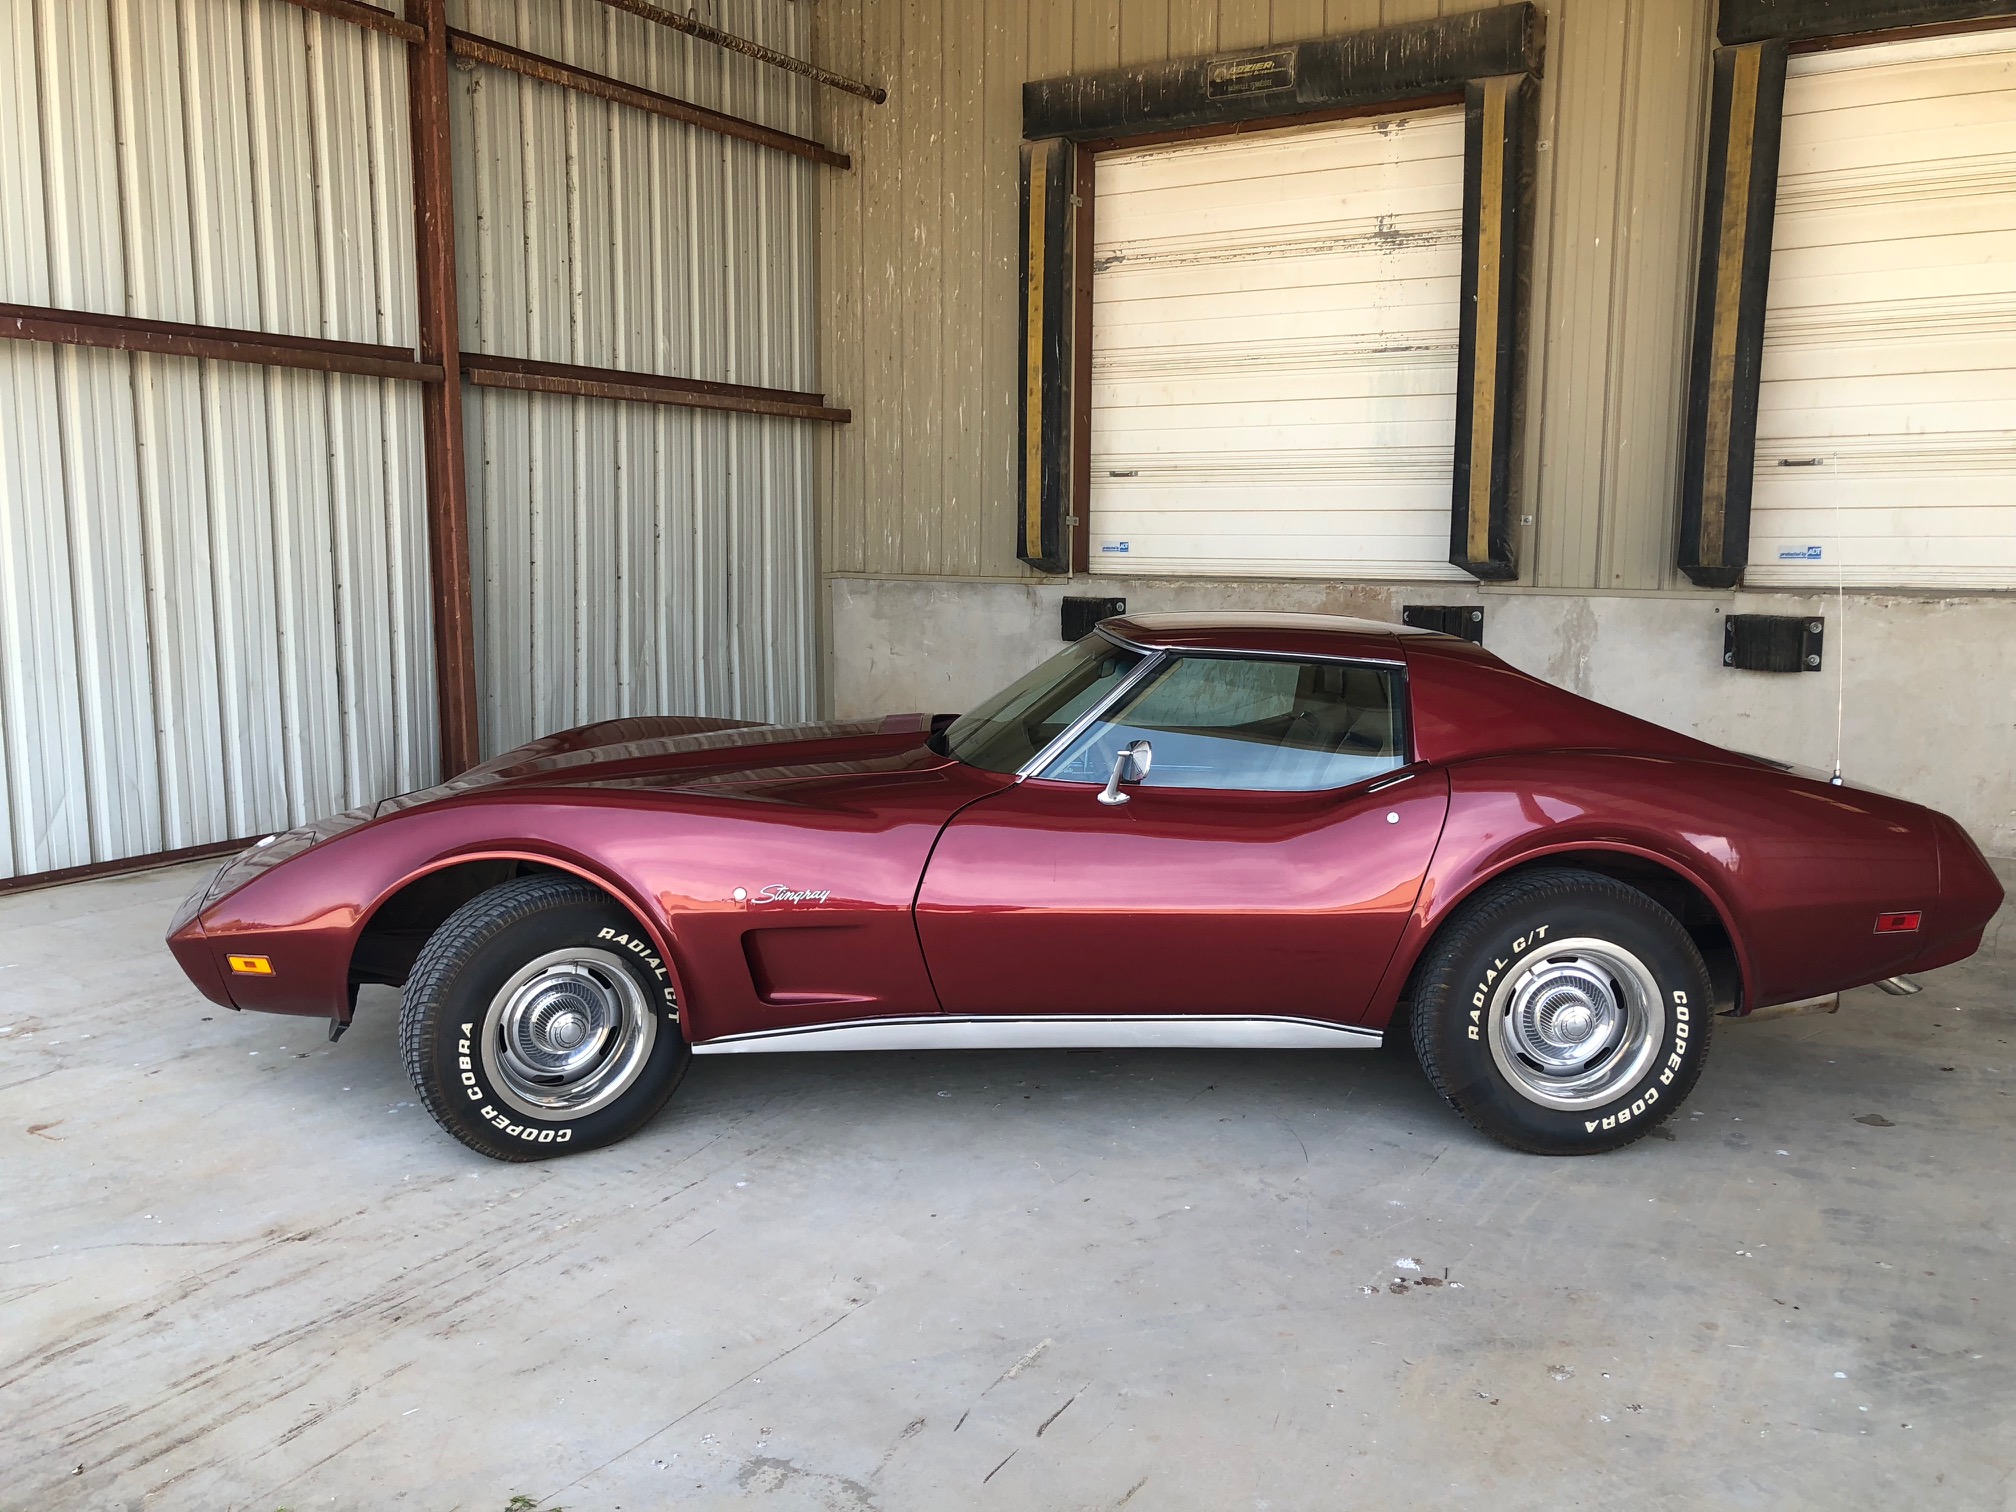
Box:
xmin=1876 ymin=975 xmax=1923 ymax=997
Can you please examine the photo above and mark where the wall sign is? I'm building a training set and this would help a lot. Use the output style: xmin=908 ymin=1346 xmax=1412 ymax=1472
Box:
xmin=1206 ymin=49 xmax=1297 ymax=100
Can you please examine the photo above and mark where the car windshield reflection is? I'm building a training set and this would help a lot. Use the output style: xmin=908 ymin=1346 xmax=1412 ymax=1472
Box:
xmin=936 ymin=635 xmax=1146 ymax=774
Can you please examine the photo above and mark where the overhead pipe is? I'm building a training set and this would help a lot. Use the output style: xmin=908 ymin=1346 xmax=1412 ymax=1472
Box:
xmin=592 ymin=0 xmax=888 ymax=103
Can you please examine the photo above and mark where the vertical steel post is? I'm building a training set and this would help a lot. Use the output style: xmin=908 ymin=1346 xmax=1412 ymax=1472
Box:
xmin=407 ymin=0 xmax=482 ymax=775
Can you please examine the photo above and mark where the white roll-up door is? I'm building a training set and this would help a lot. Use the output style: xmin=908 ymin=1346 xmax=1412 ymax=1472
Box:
xmin=1088 ymin=108 xmax=1468 ymax=580
xmin=1749 ymin=28 xmax=2016 ymax=589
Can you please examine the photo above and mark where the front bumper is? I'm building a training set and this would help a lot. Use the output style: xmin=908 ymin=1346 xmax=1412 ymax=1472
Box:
xmin=162 ymin=809 xmax=376 ymax=1011
xmin=165 ymin=906 xmax=233 ymax=1007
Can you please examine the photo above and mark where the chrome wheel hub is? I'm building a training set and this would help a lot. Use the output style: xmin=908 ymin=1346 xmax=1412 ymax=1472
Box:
xmin=1485 ymin=939 xmax=1663 ymax=1111
xmin=480 ymin=947 xmax=656 ymax=1120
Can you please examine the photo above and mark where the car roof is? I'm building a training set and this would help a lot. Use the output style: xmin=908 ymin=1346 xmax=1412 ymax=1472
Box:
xmin=1097 ymin=611 xmax=1432 ymax=661
xmin=1097 ymin=612 xmax=1739 ymax=765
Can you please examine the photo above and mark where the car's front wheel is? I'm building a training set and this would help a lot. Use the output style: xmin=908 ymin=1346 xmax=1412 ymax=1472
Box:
xmin=1411 ymin=868 xmax=1713 ymax=1154
xmin=399 ymin=875 xmax=689 ymax=1161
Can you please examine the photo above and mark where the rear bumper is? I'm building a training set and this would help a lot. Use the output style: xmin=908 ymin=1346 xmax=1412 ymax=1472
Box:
xmin=1919 ymin=814 xmax=2006 ymax=973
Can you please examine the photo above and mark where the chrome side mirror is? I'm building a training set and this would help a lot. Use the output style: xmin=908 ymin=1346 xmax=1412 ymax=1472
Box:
xmin=1097 ymin=739 xmax=1153 ymax=805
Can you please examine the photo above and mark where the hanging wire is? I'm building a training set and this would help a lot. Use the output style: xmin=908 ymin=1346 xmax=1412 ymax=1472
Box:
xmin=1831 ymin=483 xmax=1846 ymax=785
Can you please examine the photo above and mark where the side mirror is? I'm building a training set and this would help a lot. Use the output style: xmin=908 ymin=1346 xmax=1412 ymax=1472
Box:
xmin=1097 ymin=739 xmax=1153 ymax=805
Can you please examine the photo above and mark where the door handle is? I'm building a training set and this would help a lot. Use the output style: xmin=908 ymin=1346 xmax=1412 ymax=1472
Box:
xmin=1098 ymin=740 xmax=1153 ymax=805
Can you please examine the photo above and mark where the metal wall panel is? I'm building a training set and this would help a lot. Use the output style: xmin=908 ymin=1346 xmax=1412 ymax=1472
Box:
xmin=816 ymin=0 xmax=1716 ymax=593
xmin=1526 ymin=0 xmax=1714 ymax=590
xmin=0 ymin=0 xmax=435 ymax=880
xmin=449 ymin=0 xmax=820 ymax=756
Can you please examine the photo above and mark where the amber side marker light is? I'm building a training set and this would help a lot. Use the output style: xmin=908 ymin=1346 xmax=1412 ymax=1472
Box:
xmin=1873 ymin=912 xmax=1922 ymax=935
xmin=227 ymin=954 xmax=275 ymax=976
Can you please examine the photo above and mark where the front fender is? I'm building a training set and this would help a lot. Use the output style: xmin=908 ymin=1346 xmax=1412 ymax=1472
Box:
xmin=170 ymin=797 xmax=691 ymax=1022
xmin=169 ymin=758 xmax=992 ymax=1039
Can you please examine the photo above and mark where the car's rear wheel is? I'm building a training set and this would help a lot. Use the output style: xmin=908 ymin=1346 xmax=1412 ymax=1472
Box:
xmin=399 ymin=875 xmax=689 ymax=1161
xmin=1411 ymin=868 xmax=1712 ymax=1154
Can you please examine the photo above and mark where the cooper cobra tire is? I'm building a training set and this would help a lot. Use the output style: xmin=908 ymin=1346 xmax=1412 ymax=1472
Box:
xmin=1411 ymin=868 xmax=1712 ymax=1155
xmin=400 ymin=876 xmax=689 ymax=1162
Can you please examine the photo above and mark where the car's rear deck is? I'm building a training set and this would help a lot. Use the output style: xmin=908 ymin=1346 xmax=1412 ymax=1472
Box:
xmin=4 ymin=858 xmax=2013 ymax=1508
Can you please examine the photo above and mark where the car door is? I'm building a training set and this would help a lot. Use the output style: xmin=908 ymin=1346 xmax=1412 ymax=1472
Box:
xmin=914 ymin=653 xmax=1449 ymax=1024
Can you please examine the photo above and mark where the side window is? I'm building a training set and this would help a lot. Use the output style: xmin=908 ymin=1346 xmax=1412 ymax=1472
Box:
xmin=1040 ymin=656 xmax=1406 ymax=792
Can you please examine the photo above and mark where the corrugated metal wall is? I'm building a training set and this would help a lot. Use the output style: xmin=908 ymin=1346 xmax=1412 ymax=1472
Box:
xmin=0 ymin=0 xmax=436 ymax=880
xmin=0 ymin=0 xmax=821 ymax=879
xmin=449 ymin=0 xmax=820 ymax=756
xmin=813 ymin=0 xmax=1716 ymax=593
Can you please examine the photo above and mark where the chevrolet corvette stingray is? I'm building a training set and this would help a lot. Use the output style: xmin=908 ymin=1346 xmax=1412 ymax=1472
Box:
xmin=167 ymin=613 xmax=2002 ymax=1160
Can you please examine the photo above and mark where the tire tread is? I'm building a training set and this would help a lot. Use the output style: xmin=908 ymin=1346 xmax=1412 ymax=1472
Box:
xmin=399 ymin=874 xmax=675 ymax=1162
xmin=1410 ymin=867 xmax=1714 ymax=1154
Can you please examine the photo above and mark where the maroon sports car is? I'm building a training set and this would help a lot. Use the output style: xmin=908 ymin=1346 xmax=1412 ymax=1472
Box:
xmin=167 ymin=612 xmax=2002 ymax=1161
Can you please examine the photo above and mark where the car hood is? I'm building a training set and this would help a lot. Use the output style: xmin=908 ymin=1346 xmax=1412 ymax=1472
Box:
xmin=376 ymin=712 xmax=946 ymax=812
xmin=178 ymin=714 xmax=958 ymax=922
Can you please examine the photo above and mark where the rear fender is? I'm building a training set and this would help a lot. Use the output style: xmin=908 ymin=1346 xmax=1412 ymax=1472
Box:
xmin=1367 ymin=749 xmax=1956 ymax=1024
xmin=1364 ymin=835 xmax=1754 ymax=1031
xmin=1362 ymin=758 xmax=1761 ymax=1029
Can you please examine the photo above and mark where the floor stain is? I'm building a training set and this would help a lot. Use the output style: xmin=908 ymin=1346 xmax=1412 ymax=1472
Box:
xmin=737 ymin=1455 xmax=878 ymax=1510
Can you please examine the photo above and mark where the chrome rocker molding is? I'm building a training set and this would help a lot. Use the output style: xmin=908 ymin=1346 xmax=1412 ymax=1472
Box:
xmin=1728 ymin=992 xmax=1839 ymax=1023
xmin=689 ymin=1014 xmax=1385 ymax=1055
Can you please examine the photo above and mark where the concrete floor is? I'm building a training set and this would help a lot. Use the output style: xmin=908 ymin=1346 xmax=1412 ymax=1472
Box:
xmin=2 ymin=861 xmax=2013 ymax=1512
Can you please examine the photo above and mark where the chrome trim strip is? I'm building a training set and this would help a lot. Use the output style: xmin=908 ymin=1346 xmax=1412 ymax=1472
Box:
xmin=1098 ymin=631 xmax=1405 ymax=669
xmin=690 ymin=1014 xmax=1384 ymax=1055
xmin=1014 ymin=635 xmax=1168 ymax=780
xmin=1728 ymin=992 xmax=1839 ymax=1022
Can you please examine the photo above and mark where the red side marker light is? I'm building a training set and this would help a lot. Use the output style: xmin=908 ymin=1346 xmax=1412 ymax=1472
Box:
xmin=1873 ymin=912 xmax=1921 ymax=935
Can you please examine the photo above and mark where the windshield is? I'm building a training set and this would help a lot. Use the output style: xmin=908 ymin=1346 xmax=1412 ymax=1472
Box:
xmin=939 ymin=634 xmax=1146 ymax=773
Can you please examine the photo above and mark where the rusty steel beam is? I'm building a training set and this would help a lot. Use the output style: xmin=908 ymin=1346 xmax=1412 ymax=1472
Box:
xmin=271 ymin=0 xmax=424 ymax=45
xmin=0 ymin=301 xmax=442 ymax=381
xmin=463 ymin=353 xmax=850 ymax=424
xmin=591 ymin=0 xmax=887 ymax=103
xmin=0 ymin=836 xmax=262 ymax=899
xmin=449 ymin=29 xmax=851 ymax=168
xmin=407 ymin=0 xmax=483 ymax=779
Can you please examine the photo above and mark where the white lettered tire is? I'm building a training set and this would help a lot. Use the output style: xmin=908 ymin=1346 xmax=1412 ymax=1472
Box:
xmin=1410 ymin=868 xmax=1713 ymax=1154
xmin=400 ymin=876 xmax=690 ymax=1161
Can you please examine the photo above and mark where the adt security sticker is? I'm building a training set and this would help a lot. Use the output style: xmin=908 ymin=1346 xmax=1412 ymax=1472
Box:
xmin=1777 ymin=545 xmax=1823 ymax=561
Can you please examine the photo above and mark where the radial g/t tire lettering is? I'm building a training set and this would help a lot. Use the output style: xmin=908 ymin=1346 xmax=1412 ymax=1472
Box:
xmin=399 ymin=875 xmax=689 ymax=1162
xmin=1410 ymin=868 xmax=1713 ymax=1154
